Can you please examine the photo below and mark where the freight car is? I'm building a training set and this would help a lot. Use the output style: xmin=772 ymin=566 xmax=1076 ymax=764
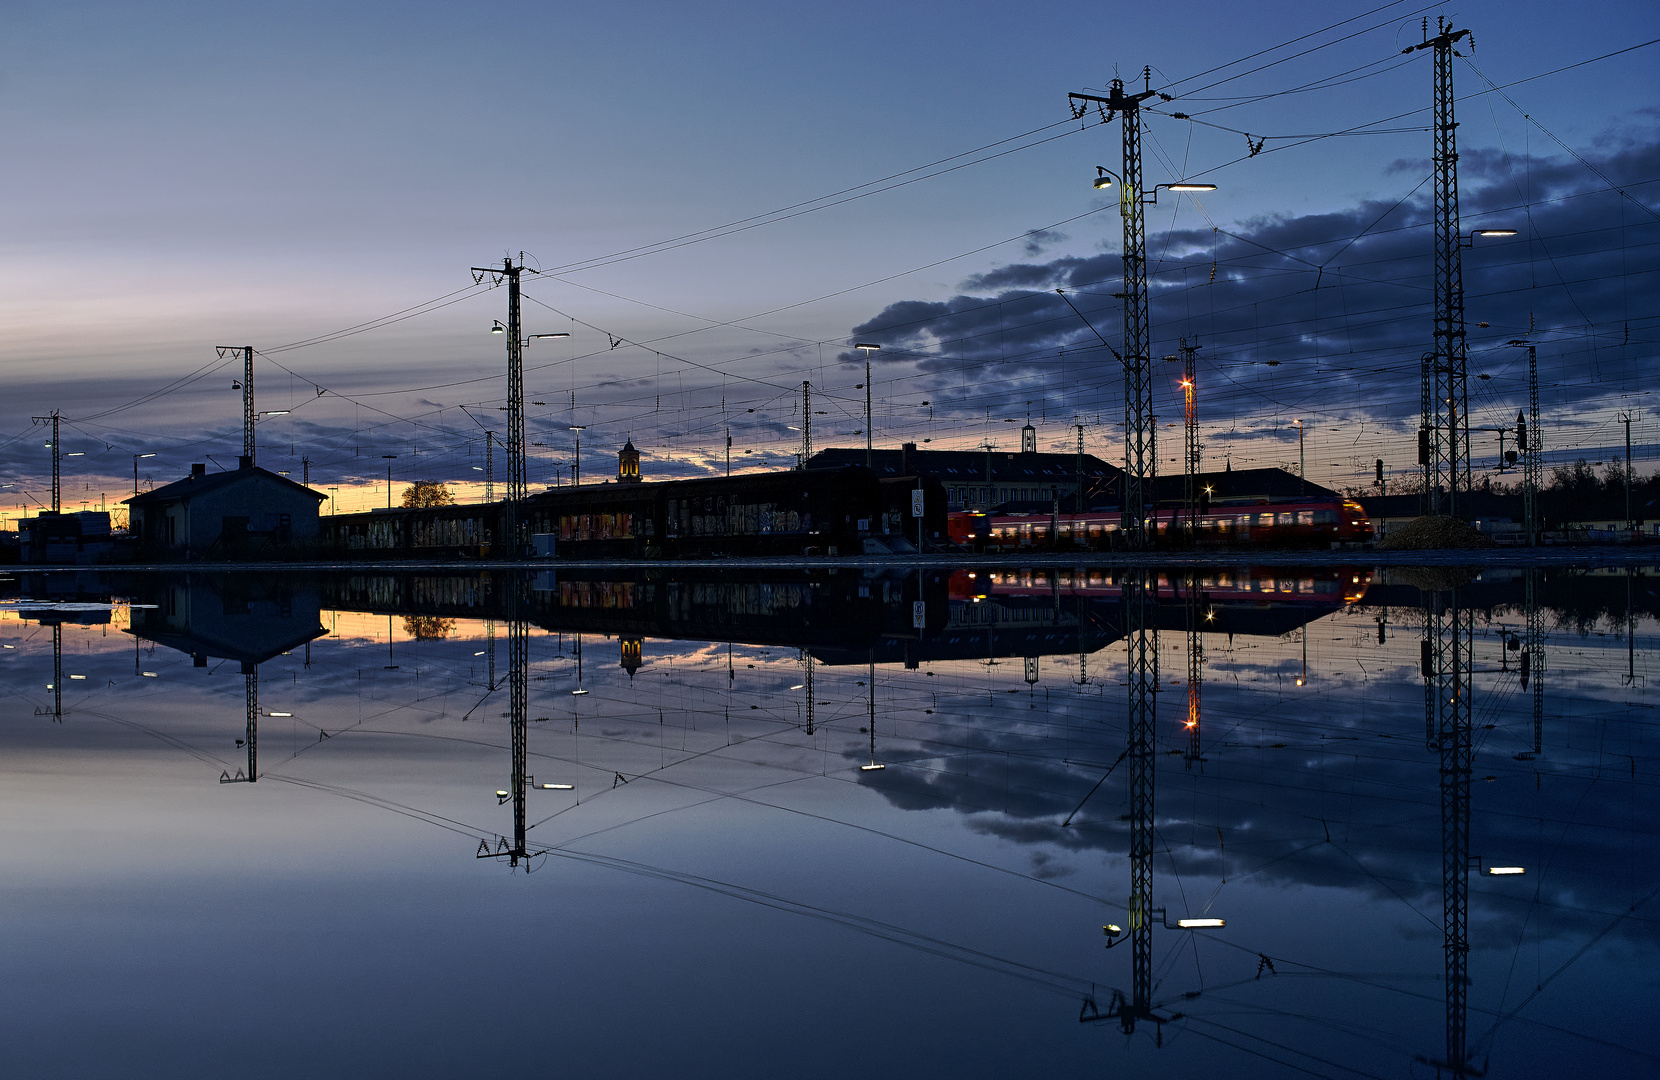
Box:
xmin=322 ymin=467 xmax=948 ymax=559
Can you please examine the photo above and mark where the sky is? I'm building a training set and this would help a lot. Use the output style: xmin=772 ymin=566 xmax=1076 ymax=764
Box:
xmin=0 ymin=0 xmax=1655 ymax=513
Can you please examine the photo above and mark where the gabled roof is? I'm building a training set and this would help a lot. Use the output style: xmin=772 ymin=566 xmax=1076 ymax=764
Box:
xmin=126 ymin=465 xmax=327 ymax=506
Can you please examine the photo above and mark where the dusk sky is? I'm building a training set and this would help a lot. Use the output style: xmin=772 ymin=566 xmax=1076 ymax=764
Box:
xmin=1 ymin=0 xmax=1655 ymax=513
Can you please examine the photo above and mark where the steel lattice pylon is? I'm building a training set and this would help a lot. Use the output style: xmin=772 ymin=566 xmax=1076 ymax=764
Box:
xmin=1182 ymin=342 xmax=1199 ymax=535
xmin=1521 ymin=345 xmax=1541 ymax=544
xmin=1419 ymin=581 xmax=1476 ymax=1075
xmin=1069 ymin=76 xmax=1159 ymax=546
xmin=508 ymin=613 xmax=528 ymax=864
xmin=52 ymin=622 xmax=63 ymax=721
xmin=1118 ymin=85 xmax=1153 ymax=545
xmin=1414 ymin=20 xmax=1473 ymax=517
xmin=242 ymin=346 xmax=256 ymax=465
xmin=1184 ymin=572 xmax=1203 ymax=768
xmin=471 ymin=258 xmax=534 ymax=553
xmin=245 ymin=670 xmax=259 ymax=782
xmin=480 ymin=581 xmax=537 ymax=869
xmin=1523 ymin=569 xmax=1544 ymax=756
xmin=1125 ymin=571 xmax=1157 ymax=1025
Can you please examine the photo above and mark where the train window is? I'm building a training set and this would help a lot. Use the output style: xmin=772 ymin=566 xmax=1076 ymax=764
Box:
xmin=1257 ymin=513 xmax=1274 ymax=527
xmin=1296 ymin=511 xmax=1313 ymax=526
xmin=1314 ymin=510 xmax=1336 ymax=524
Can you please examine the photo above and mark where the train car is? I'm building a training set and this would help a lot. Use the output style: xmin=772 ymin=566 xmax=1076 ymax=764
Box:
xmin=525 ymin=466 xmax=880 ymax=558
xmin=947 ymin=566 xmax=1372 ymax=606
xmin=323 ymin=467 xmax=949 ymax=560
xmin=952 ymin=496 xmax=1372 ymax=551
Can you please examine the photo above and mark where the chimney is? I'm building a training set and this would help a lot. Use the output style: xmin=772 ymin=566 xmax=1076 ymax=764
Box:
xmin=901 ymin=442 xmax=916 ymax=475
xmin=237 ymin=455 xmax=252 ymax=470
xmin=191 ymin=463 xmax=206 ymax=479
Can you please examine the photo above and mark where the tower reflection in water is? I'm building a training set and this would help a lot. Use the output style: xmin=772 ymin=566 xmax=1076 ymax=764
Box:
xmin=1 ymin=563 xmax=1650 ymax=1078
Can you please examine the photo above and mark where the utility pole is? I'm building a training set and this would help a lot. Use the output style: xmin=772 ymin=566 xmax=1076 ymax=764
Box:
xmin=32 ymin=412 xmax=60 ymax=513
xmin=569 ymin=427 xmax=585 ymax=487
xmin=1184 ymin=572 xmax=1203 ymax=769
xmin=301 ymin=457 xmax=311 ymax=487
xmin=860 ymin=656 xmax=884 ymax=772
xmin=1621 ymin=413 xmax=1635 ymax=530
xmin=471 ymin=256 xmax=551 ymax=553
xmin=219 ymin=664 xmax=259 ymax=784
xmin=1181 ymin=341 xmax=1199 ymax=532
xmin=485 ymin=432 xmax=495 ymax=502
xmin=1408 ymin=20 xmax=1473 ymax=518
xmin=132 ymin=453 xmax=155 ymax=504
xmin=1510 ymin=341 xmax=1541 ymax=544
xmin=801 ymin=382 xmax=813 ymax=466
xmin=478 ymin=581 xmax=541 ymax=869
xmin=856 ymin=344 xmax=880 ymax=468
xmin=382 ymin=455 xmax=397 ymax=508
xmin=1295 ymin=419 xmax=1306 ymax=496
xmin=1080 ymin=567 xmax=1164 ymax=1038
xmin=803 ymin=652 xmax=816 ymax=736
xmin=51 ymin=623 xmax=62 ymax=721
xmin=217 ymin=346 xmax=256 ymax=465
xmin=1071 ymin=74 xmax=1157 ymax=546
xmin=1075 ymin=422 xmax=1085 ymax=537
xmin=1416 ymin=576 xmax=1475 ymax=1076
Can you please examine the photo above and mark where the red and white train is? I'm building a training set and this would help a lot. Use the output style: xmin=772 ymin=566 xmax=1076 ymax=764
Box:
xmin=948 ymin=497 xmax=1373 ymax=550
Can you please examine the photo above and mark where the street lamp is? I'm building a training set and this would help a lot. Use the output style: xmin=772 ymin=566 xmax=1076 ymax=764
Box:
xmin=132 ymin=453 xmax=156 ymax=503
xmin=855 ymin=343 xmax=881 ymax=468
xmin=1294 ymin=419 xmax=1306 ymax=493
xmin=1103 ymin=908 xmax=1226 ymax=947
xmin=1461 ymin=228 xmax=1518 ymax=246
xmin=1092 ymin=167 xmax=1217 ymax=200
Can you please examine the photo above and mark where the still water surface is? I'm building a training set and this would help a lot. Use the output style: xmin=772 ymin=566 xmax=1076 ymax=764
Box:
xmin=1 ymin=565 xmax=1653 ymax=1079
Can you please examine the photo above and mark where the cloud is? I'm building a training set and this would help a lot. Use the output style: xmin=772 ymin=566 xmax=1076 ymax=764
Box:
xmin=837 ymin=127 xmax=1660 ymax=471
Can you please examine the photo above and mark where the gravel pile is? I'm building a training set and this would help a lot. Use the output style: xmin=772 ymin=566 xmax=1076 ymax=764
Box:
xmin=1376 ymin=515 xmax=1493 ymax=551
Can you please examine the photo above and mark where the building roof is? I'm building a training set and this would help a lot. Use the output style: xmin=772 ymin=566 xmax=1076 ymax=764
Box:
xmin=126 ymin=464 xmax=326 ymax=506
xmin=1150 ymin=467 xmax=1337 ymax=505
xmin=804 ymin=446 xmax=1118 ymax=482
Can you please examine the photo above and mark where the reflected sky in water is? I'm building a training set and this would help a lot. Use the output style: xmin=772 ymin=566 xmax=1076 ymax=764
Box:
xmin=0 ymin=565 xmax=1654 ymax=1079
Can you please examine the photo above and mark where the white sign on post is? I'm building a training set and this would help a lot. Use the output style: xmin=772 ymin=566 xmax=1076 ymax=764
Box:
xmin=910 ymin=489 xmax=924 ymax=517
xmin=912 ymin=601 xmax=926 ymax=629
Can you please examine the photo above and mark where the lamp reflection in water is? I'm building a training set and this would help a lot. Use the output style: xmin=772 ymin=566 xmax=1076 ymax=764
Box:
xmin=859 ymin=656 xmax=885 ymax=771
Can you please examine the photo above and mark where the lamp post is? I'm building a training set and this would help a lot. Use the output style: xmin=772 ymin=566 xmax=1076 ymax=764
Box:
xmin=131 ymin=453 xmax=155 ymax=503
xmin=855 ymin=343 xmax=881 ymax=468
xmin=382 ymin=455 xmax=398 ymax=509
xmin=1294 ymin=419 xmax=1305 ymax=495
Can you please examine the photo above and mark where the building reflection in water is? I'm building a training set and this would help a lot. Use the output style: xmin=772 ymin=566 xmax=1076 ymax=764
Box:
xmin=2 ymin=563 xmax=1652 ymax=1078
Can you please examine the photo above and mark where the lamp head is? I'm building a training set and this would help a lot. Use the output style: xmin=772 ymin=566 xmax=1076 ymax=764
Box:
xmin=490 ymin=321 xmax=506 ymax=334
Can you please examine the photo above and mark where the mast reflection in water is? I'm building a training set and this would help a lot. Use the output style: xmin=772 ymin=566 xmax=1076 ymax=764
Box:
xmin=0 ymin=564 xmax=1653 ymax=1079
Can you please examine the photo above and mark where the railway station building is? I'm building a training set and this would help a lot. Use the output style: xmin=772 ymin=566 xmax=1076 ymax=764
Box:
xmin=125 ymin=458 xmax=326 ymax=560
xmin=804 ymin=428 xmax=1119 ymax=512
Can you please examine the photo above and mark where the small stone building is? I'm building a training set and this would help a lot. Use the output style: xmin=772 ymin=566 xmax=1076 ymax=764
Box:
xmin=126 ymin=458 xmax=325 ymax=559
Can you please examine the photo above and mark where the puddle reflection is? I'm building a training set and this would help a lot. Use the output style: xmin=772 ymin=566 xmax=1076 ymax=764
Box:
xmin=0 ymin=564 xmax=1653 ymax=1078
